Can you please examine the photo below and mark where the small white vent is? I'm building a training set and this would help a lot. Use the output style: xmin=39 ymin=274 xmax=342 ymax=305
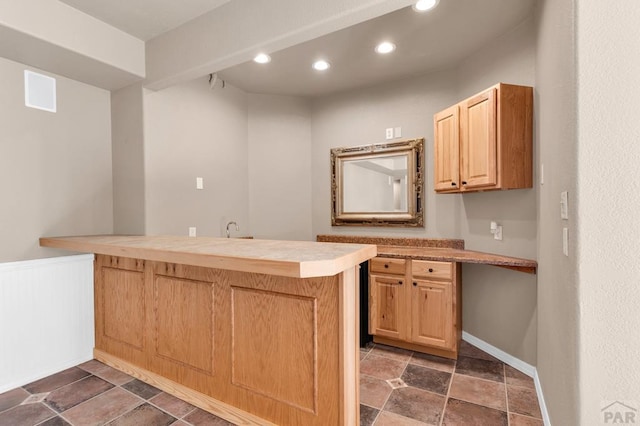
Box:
xmin=24 ymin=70 xmax=56 ymax=113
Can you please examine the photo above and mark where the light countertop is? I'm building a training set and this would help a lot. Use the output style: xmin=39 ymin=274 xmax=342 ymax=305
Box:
xmin=40 ymin=235 xmax=377 ymax=278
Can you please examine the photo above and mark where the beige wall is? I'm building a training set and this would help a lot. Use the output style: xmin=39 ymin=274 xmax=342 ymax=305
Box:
xmin=455 ymin=16 xmax=538 ymax=365
xmin=534 ymin=0 xmax=579 ymax=423
xmin=311 ymin=70 xmax=459 ymax=239
xmin=0 ymin=56 xmax=113 ymax=262
xmin=576 ymin=0 xmax=640 ymax=422
xmin=311 ymin=16 xmax=538 ymax=364
xmin=248 ymin=94 xmax=313 ymax=240
xmin=143 ymin=78 xmax=250 ymax=237
xmin=111 ymin=83 xmax=146 ymax=234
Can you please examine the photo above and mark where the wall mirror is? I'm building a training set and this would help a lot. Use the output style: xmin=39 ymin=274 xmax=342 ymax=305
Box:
xmin=331 ymin=138 xmax=424 ymax=227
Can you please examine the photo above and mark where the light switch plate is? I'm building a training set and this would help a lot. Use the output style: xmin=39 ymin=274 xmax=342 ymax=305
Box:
xmin=560 ymin=191 xmax=568 ymax=219
xmin=385 ymin=128 xmax=394 ymax=140
xmin=494 ymin=225 xmax=503 ymax=241
xmin=189 ymin=227 xmax=196 ymax=237
xmin=196 ymin=177 xmax=204 ymax=190
xmin=394 ymin=127 xmax=402 ymax=138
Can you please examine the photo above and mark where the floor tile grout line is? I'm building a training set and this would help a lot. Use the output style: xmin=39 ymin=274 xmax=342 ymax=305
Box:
xmin=453 ymin=368 xmax=505 ymax=384
xmin=0 ymin=398 xmax=25 ymax=416
xmin=97 ymin=398 xmax=146 ymax=426
xmin=28 ymin=403 xmax=57 ymax=426
xmin=40 ymin=378 xmax=110 ymax=422
xmin=57 ymin=382 xmax=145 ymax=426
xmin=370 ymin=346 xmax=412 ymax=426
xmin=504 ymin=362 xmax=512 ymax=426
xmin=22 ymin=370 xmax=94 ymax=397
xmin=453 ymin=370 xmax=510 ymax=386
xmin=437 ymin=356 xmax=458 ymax=426
xmin=450 ymin=358 xmax=512 ymax=413
xmin=145 ymin=396 xmax=198 ymax=422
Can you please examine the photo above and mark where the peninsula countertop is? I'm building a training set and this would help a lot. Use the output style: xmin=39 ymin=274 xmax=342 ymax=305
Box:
xmin=40 ymin=235 xmax=377 ymax=278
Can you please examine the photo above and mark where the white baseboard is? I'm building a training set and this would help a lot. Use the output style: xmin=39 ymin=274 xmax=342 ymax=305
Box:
xmin=533 ymin=367 xmax=551 ymax=426
xmin=462 ymin=332 xmax=550 ymax=425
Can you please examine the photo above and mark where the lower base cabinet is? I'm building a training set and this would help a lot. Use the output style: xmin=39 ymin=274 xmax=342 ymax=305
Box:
xmin=369 ymin=257 xmax=461 ymax=359
xmin=94 ymin=254 xmax=351 ymax=425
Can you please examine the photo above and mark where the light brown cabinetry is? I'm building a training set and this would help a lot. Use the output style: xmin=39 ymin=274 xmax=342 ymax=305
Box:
xmin=369 ymin=274 xmax=406 ymax=340
xmin=94 ymin=254 xmax=349 ymax=425
xmin=369 ymin=257 xmax=461 ymax=359
xmin=434 ymin=105 xmax=460 ymax=191
xmin=434 ymin=83 xmax=533 ymax=193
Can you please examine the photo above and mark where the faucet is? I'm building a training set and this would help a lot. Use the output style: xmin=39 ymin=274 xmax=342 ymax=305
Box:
xmin=226 ymin=221 xmax=239 ymax=238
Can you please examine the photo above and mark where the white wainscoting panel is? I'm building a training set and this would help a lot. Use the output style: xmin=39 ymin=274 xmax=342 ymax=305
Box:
xmin=0 ymin=254 xmax=94 ymax=393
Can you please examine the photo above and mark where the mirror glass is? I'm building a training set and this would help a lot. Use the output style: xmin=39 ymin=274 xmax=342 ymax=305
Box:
xmin=342 ymin=155 xmax=408 ymax=213
xmin=331 ymin=138 xmax=424 ymax=227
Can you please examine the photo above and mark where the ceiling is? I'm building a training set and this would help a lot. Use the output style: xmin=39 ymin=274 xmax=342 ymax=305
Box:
xmin=217 ymin=0 xmax=536 ymax=97
xmin=56 ymin=0 xmax=535 ymax=95
xmin=58 ymin=0 xmax=231 ymax=41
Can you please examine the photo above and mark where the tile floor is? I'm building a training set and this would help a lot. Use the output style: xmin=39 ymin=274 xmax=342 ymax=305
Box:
xmin=0 ymin=341 xmax=542 ymax=425
xmin=359 ymin=341 xmax=543 ymax=425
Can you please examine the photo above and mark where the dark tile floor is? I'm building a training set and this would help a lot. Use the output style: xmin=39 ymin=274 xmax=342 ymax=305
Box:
xmin=0 ymin=360 xmax=231 ymax=426
xmin=359 ymin=341 xmax=543 ymax=425
xmin=0 ymin=341 xmax=543 ymax=425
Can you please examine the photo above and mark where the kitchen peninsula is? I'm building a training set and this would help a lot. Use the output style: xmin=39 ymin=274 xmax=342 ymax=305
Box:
xmin=40 ymin=235 xmax=377 ymax=426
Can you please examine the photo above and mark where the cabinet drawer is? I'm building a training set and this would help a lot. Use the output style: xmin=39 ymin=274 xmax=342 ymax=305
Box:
xmin=370 ymin=257 xmax=406 ymax=276
xmin=412 ymin=260 xmax=452 ymax=280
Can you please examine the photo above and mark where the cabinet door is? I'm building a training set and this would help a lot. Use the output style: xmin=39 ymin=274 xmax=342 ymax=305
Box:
xmin=369 ymin=274 xmax=406 ymax=340
xmin=95 ymin=255 xmax=148 ymax=366
xmin=410 ymin=280 xmax=453 ymax=349
xmin=460 ymin=88 xmax=497 ymax=189
xmin=434 ymin=105 xmax=460 ymax=192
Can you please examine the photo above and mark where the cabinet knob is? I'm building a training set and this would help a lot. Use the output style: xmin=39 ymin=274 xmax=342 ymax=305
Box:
xmin=428 ymin=268 xmax=434 ymax=273
xmin=462 ymin=181 xmax=467 ymax=185
xmin=451 ymin=182 xmax=457 ymax=186
xmin=398 ymin=280 xmax=403 ymax=285
xmin=384 ymin=264 xmax=389 ymax=269
xmin=413 ymin=282 xmax=417 ymax=286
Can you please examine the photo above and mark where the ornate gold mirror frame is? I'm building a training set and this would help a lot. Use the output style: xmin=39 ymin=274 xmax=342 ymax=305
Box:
xmin=331 ymin=138 xmax=424 ymax=227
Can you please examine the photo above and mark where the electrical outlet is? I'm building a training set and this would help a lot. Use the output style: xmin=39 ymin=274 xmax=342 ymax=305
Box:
xmin=394 ymin=127 xmax=402 ymax=138
xmin=188 ymin=227 xmax=196 ymax=237
xmin=196 ymin=177 xmax=204 ymax=190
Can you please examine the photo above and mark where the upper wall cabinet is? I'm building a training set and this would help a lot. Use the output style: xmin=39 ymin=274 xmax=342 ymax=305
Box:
xmin=434 ymin=83 xmax=533 ymax=193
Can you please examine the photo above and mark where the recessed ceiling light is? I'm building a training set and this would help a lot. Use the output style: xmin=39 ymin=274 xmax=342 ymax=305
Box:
xmin=253 ymin=53 xmax=271 ymax=64
xmin=312 ymin=60 xmax=331 ymax=71
xmin=413 ymin=0 xmax=439 ymax=12
xmin=375 ymin=41 xmax=396 ymax=54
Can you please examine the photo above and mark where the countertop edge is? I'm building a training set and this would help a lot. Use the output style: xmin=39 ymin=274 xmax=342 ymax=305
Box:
xmin=315 ymin=235 xmax=537 ymax=274
xmin=377 ymin=247 xmax=537 ymax=268
xmin=40 ymin=236 xmax=378 ymax=279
